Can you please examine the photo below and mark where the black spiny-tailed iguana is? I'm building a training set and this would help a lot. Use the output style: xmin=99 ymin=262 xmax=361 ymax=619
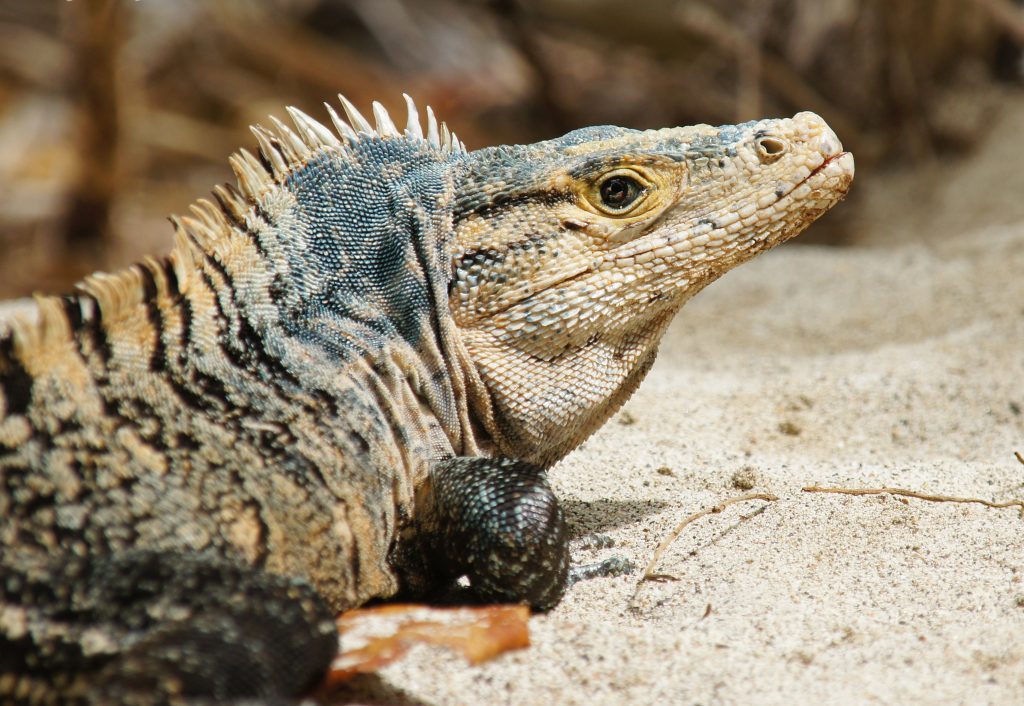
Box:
xmin=0 ymin=95 xmax=854 ymax=703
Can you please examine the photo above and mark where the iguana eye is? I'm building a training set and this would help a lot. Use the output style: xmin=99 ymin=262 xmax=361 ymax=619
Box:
xmin=578 ymin=167 xmax=656 ymax=218
xmin=598 ymin=175 xmax=643 ymax=210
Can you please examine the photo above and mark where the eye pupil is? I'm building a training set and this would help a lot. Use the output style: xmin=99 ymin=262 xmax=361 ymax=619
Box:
xmin=599 ymin=176 xmax=639 ymax=209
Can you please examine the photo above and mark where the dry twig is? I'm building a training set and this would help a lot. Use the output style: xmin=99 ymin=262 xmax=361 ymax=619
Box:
xmin=803 ymin=485 xmax=1024 ymax=517
xmin=641 ymin=492 xmax=778 ymax=582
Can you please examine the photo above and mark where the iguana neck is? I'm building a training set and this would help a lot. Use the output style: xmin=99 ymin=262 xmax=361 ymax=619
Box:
xmin=188 ymin=137 xmax=489 ymax=463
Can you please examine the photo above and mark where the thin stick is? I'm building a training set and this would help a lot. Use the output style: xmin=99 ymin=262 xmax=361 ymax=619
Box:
xmin=1014 ymin=450 xmax=1023 ymax=466
xmin=803 ymin=485 xmax=1024 ymax=515
xmin=642 ymin=493 xmax=778 ymax=581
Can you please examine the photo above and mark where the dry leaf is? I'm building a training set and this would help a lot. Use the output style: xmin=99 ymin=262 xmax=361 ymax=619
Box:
xmin=322 ymin=603 xmax=530 ymax=686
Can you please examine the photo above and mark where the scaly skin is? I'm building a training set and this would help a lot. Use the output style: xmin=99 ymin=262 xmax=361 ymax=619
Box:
xmin=0 ymin=97 xmax=852 ymax=703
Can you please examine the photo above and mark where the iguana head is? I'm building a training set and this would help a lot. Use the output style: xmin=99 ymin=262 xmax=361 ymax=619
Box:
xmin=159 ymin=97 xmax=850 ymax=470
xmin=450 ymin=112 xmax=854 ymax=467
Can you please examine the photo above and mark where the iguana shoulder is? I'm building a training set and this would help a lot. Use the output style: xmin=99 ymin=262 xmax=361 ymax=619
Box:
xmin=2 ymin=98 xmax=476 ymax=610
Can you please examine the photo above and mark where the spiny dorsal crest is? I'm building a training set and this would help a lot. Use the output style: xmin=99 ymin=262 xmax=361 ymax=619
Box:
xmin=176 ymin=93 xmax=465 ymax=255
xmin=13 ymin=96 xmax=465 ymax=347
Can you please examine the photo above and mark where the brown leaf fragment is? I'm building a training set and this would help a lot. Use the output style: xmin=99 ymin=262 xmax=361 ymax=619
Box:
xmin=322 ymin=603 xmax=530 ymax=686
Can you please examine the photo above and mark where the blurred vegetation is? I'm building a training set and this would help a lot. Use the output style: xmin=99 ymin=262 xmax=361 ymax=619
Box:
xmin=0 ymin=0 xmax=1021 ymax=296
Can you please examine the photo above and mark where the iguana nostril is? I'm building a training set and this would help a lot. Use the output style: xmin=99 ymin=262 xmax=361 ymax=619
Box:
xmin=756 ymin=136 xmax=788 ymax=161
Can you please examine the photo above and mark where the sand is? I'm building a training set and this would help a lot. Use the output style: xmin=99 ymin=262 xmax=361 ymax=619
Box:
xmin=335 ymin=212 xmax=1024 ymax=704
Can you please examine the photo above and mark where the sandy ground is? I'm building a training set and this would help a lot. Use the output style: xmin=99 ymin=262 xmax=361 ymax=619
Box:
xmin=333 ymin=207 xmax=1024 ymax=703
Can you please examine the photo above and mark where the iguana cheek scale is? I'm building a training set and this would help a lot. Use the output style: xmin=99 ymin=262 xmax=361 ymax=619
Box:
xmin=0 ymin=95 xmax=852 ymax=703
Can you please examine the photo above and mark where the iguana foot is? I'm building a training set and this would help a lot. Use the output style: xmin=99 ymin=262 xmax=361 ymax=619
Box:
xmin=427 ymin=457 xmax=569 ymax=612
xmin=568 ymin=533 xmax=635 ymax=586
xmin=567 ymin=556 xmax=636 ymax=587
xmin=570 ymin=532 xmax=616 ymax=551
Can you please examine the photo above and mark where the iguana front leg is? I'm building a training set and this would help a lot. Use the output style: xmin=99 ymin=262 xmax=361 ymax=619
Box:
xmin=397 ymin=457 xmax=571 ymax=611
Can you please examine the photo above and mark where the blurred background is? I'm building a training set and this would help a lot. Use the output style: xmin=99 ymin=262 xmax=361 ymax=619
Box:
xmin=0 ymin=0 xmax=1023 ymax=298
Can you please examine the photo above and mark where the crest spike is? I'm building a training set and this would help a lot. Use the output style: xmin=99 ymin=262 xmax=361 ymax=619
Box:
xmin=403 ymin=93 xmax=423 ymax=140
xmin=212 ymin=184 xmax=247 ymax=223
xmin=190 ymin=198 xmax=229 ymax=236
xmin=426 ymin=106 xmax=440 ymax=148
xmin=286 ymin=106 xmax=341 ymax=149
xmin=250 ymin=126 xmax=289 ymax=177
xmin=338 ymin=94 xmax=374 ymax=135
xmin=324 ymin=102 xmax=358 ymax=143
xmin=268 ymin=116 xmax=306 ymax=162
xmin=372 ymin=101 xmax=400 ymax=137
xmin=230 ymin=149 xmax=272 ymax=200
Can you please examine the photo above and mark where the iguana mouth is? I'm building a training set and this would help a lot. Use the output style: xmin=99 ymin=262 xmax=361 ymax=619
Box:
xmin=777 ymin=149 xmax=852 ymax=202
xmin=812 ymin=150 xmax=852 ymax=178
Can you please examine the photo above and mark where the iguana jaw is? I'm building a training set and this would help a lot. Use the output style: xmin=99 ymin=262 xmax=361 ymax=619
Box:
xmin=452 ymin=112 xmax=854 ymax=466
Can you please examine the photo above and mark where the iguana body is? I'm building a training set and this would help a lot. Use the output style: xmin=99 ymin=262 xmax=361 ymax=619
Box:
xmin=0 ymin=96 xmax=853 ymax=703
